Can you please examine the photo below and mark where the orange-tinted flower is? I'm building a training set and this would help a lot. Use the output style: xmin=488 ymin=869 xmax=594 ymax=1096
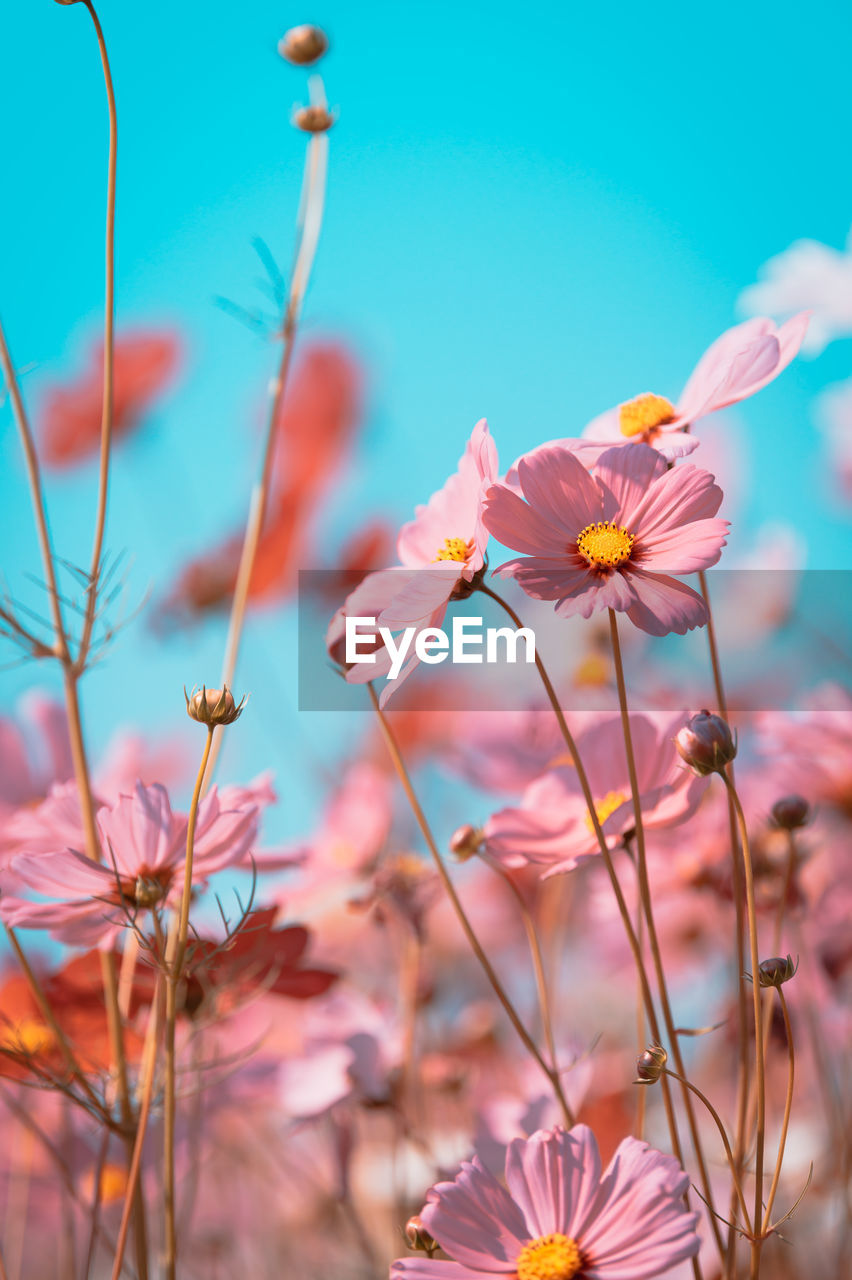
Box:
xmin=156 ymin=340 xmax=362 ymax=624
xmin=40 ymin=330 xmax=181 ymax=466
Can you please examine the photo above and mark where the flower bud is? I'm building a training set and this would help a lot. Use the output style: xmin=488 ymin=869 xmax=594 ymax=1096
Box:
xmin=405 ymin=1215 xmax=436 ymax=1255
xmin=674 ymin=710 xmax=737 ymax=776
xmin=292 ymin=105 xmax=335 ymax=134
xmin=757 ymin=955 xmax=798 ymax=989
xmin=449 ymin=824 xmax=484 ymax=861
xmin=770 ymin=795 xmax=810 ymax=831
xmin=278 ymin=24 xmax=329 ymax=65
xmin=634 ymin=1043 xmax=668 ymax=1084
xmin=185 ymin=685 xmax=245 ymax=727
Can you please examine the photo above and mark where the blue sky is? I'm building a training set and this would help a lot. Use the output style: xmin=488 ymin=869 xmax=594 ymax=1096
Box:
xmin=1 ymin=0 xmax=851 ymax=832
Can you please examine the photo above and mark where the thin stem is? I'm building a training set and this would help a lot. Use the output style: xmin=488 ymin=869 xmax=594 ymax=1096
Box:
xmin=721 ymin=773 xmax=767 ymax=1279
xmin=0 ymin=317 xmax=67 ymax=657
xmin=367 ymin=684 xmax=569 ymax=1121
xmin=163 ymin=726 xmax=214 ymax=1280
xmin=485 ymin=857 xmax=575 ymax=1126
xmin=607 ymin=608 xmax=725 ymax=1263
xmin=664 ymin=1068 xmax=753 ymax=1237
xmin=698 ymin=568 xmax=750 ymax=1279
xmin=475 ymin=586 xmax=695 ymax=1219
xmin=762 ymin=988 xmax=795 ymax=1233
xmin=206 ymin=90 xmax=330 ymax=788
xmin=111 ymin=980 xmax=162 ymax=1280
xmin=77 ymin=0 xmax=118 ymax=672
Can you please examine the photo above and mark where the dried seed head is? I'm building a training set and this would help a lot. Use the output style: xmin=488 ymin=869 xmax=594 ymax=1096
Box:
xmin=634 ymin=1043 xmax=668 ymax=1084
xmin=405 ymin=1216 xmax=436 ymax=1255
xmin=449 ymin=824 xmax=484 ymax=861
xmin=770 ymin=795 xmax=810 ymax=831
xmin=757 ymin=955 xmax=798 ymax=988
xmin=185 ymin=685 xmax=245 ymax=727
xmin=292 ymin=104 xmax=335 ymax=134
xmin=278 ymin=24 xmax=329 ymax=65
xmin=674 ymin=710 xmax=737 ymax=776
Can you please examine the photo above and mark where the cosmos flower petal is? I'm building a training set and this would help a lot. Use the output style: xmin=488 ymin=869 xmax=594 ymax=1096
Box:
xmin=505 ymin=1124 xmax=603 ymax=1238
xmin=579 ymin=1138 xmax=699 ymax=1278
xmin=593 ymin=444 xmax=667 ymax=527
xmin=514 ymin=447 xmax=603 ymax=536
xmin=484 ymin=486 xmax=580 ymax=559
xmin=624 ymin=570 xmax=708 ymax=636
xmin=420 ymin=1158 xmax=530 ymax=1271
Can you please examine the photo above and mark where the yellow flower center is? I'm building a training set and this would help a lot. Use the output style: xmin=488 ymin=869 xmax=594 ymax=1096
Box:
xmin=516 ymin=1233 xmax=583 ymax=1280
xmin=619 ymin=392 xmax=676 ymax=438
xmin=585 ymin=788 xmax=628 ymax=833
xmin=435 ymin=536 xmax=472 ymax=563
xmin=576 ymin=521 xmax=634 ymax=568
xmin=1 ymin=1018 xmax=54 ymax=1056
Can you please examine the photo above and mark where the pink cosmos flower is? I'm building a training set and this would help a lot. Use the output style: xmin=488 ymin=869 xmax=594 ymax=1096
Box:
xmin=391 ymin=1123 xmax=700 ymax=1279
xmin=0 ymin=780 xmax=269 ymax=947
xmin=329 ymin=419 xmax=498 ymax=705
xmin=483 ymin=713 xmax=708 ymax=875
xmin=483 ymin=443 xmax=728 ymax=635
xmin=580 ymin=314 xmax=809 ymax=459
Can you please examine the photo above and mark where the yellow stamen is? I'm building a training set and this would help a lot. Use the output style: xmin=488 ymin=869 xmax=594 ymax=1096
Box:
xmin=435 ymin=537 xmax=472 ymax=563
xmin=619 ymin=392 xmax=676 ymax=439
xmin=576 ymin=521 xmax=634 ymax=568
xmin=584 ymin=788 xmax=628 ymax=833
xmin=516 ymin=1233 xmax=583 ymax=1280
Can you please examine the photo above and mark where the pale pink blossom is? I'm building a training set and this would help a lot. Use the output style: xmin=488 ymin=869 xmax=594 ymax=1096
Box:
xmin=483 ymin=442 xmax=728 ymax=635
xmin=580 ymin=315 xmax=809 ymax=458
xmin=391 ymin=1123 xmax=700 ymax=1279
xmin=484 ymin=713 xmax=707 ymax=875
xmin=330 ymin=419 xmax=498 ymax=704
xmin=0 ymin=780 xmax=270 ymax=946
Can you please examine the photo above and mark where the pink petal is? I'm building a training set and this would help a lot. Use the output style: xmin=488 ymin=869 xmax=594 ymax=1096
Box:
xmin=483 ymin=487 xmax=577 ymax=559
xmin=420 ymin=1159 xmax=529 ymax=1272
xmin=579 ymin=1137 xmax=700 ymax=1279
xmin=515 ymin=447 xmax=603 ymax=538
xmin=593 ymin=444 xmax=667 ymax=527
xmin=636 ymin=517 xmax=729 ymax=573
xmin=624 ymin=570 xmax=707 ymax=636
xmin=504 ymin=1125 xmax=603 ymax=1239
xmin=630 ymin=463 xmax=724 ymax=541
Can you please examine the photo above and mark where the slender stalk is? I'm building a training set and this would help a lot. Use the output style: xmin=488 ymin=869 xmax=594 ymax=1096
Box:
xmin=607 ymin=608 xmax=725 ymax=1262
xmin=762 ymin=987 xmax=795 ymax=1232
xmin=698 ymin=568 xmax=750 ymax=1278
xmin=111 ymin=981 xmax=162 ymax=1280
xmin=367 ymin=684 xmax=572 ymax=1124
xmin=475 ymin=586 xmax=691 ymax=1171
xmin=76 ymin=0 xmax=118 ymax=672
xmin=163 ymin=726 xmax=214 ymax=1280
xmin=664 ymin=1068 xmax=753 ymax=1237
xmin=484 ymin=857 xmax=575 ymax=1126
xmin=721 ymin=773 xmax=767 ymax=1279
xmin=206 ymin=86 xmax=330 ymax=787
xmin=0 ymin=317 xmax=67 ymax=657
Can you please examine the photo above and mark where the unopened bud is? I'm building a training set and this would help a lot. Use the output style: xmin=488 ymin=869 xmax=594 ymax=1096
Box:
xmin=405 ymin=1215 xmax=436 ymax=1255
xmin=185 ymin=685 xmax=245 ymax=727
xmin=634 ymin=1043 xmax=668 ymax=1084
xmin=770 ymin=795 xmax=810 ymax=831
xmin=278 ymin=24 xmax=329 ymax=65
xmin=293 ymin=105 xmax=335 ymax=134
xmin=675 ymin=710 xmax=737 ymax=776
xmin=757 ymin=955 xmax=798 ymax=989
xmin=449 ymin=824 xmax=484 ymax=861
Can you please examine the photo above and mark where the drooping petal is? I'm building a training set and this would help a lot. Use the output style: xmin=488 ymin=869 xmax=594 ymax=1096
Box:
xmin=624 ymin=571 xmax=708 ymax=636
